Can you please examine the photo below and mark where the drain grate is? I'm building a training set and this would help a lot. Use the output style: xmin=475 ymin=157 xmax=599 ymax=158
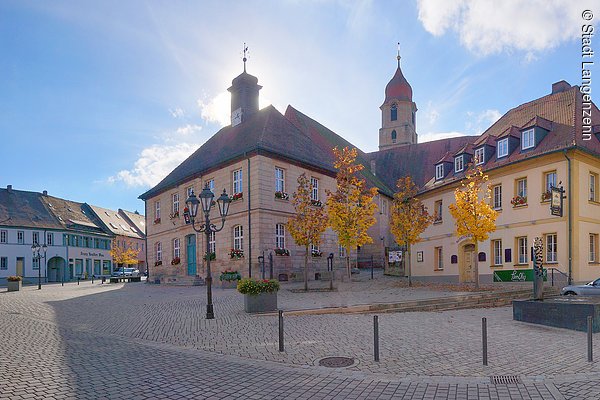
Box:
xmin=318 ymin=357 xmax=355 ymax=368
xmin=491 ymin=375 xmax=521 ymax=385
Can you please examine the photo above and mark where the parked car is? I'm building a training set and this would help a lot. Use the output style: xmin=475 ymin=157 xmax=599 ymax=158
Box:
xmin=561 ymin=278 xmax=600 ymax=295
xmin=111 ymin=267 xmax=140 ymax=278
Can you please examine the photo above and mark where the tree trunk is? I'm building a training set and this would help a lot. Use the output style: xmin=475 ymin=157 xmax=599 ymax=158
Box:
xmin=304 ymin=245 xmax=309 ymax=292
xmin=474 ymin=241 xmax=480 ymax=289
xmin=346 ymin=252 xmax=351 ymax=281
xmin=407 ymin=244 xmax=412 ymax=287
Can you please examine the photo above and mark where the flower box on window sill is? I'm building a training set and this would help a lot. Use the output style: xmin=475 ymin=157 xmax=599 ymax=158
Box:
xmin=510 ymin=196 xmax=527 ymax=207
xmin=171 ymin=257 xmax=181 ymax=265
xmin=230 ymin=193 xmax=243 ymax=202
xmin=310 ymin=200 xmax=322 ymax=207
xmin=155 ymin=260 xmax=163 ymax=266
xmin=433 ymin=217 xmax=443 ymax=224
xmin=274 ymin=248 xmax=290 ymax=256
xmin=229 ymin=249 xmax=244 ymax=259
xmin=154 ymin=218 xmax=161 ymax=224
xmin=274 ymin=191 xmax=289 ymax=201
xmin=203 ymin=252 xmax=216 ymax=261
xmin=540 ymin=191 xmax=551 ymax=203
xmin=169 ymin=211 xmax=180 ymax=219
xmin=311 ymin=250 xmax=322 ymax=257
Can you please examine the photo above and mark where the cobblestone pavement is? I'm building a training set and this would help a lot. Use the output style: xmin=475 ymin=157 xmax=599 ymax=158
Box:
xmin=1 ymin=280 xmax=599 ymax=399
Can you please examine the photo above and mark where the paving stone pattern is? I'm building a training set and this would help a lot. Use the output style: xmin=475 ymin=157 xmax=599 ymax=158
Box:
xmin=1 ymin=280 xmax=599 ymax=399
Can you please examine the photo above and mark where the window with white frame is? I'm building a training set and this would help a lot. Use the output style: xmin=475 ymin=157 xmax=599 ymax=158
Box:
xmin=546 ymin=234 xmax=557 ymax=263
xmin=209 ymin=231 xmax=216 ymax=254
xmin=497 ymin=138 xmax=509 ymax=158
xmin=545 ymin=171 xmax=557 ymax=194
xmin=206 ymin=179 xmax=215 ymax=192
xmin=186 ymin=186 xmax=194 ymax=198
xmin=33 ymin=257 xmax=39 ymax=270
xmin=233 ymin=169 xmax=243 ymax=194
xmin=590 ymin=234 xmax=598 ymax=263
xmin=435 ymin=164 xmax=444 ymax=180
xmin=155 ymin=242 xmax=162 ymax=262
xmin=339 ymin=244 xmax=346 ymax=257
xmin=0 ymin=257 xmax=7 ymax=270
xmin=474 ymin=147 xmax=485 ymax=165
xmin=47 ymin=233 xmax=53 ymax=246
xmin=32 ymin=232 xmax=39 ymax=245
xmin=311 ymin=244 xmax=320 ymax=255
xmin=172 ymin=193 xmax=180 ymax=215
xmin=521 ymin=129 xmax=535 ymax=150
xmin=310 ymin=177 xmax=319 ymax=201
xmin=17 ymin=231 xmax=24 ymax=244
xmin=492 ymin=240 xmax=503 ymax=265
xmin=275 ymin=223 xmax=285 ymax=249
xmin=0 ymin=230 xmax=6 ymax=244
xmin=173 ymin=238 xmax=180 ymax=258
xmin=517 ymin=237 xmax=528 ymax=264
xmin=233 ymin=225 xmax=243 ymax=250
xmin=154 ymin=201 xmax=161 ymax=221
xmin=517 ymin=178 xmax=527 ymax=198
xmin=493 ymin=185 xmax=502 ymax=209
xmin=379 ymin=197 xmax=387 ymax=215
xmin=275 ymin=168 xmax=285 ymax=192
xmin=454 ymin=156 xmax=464 ymax=173
xmin=591 ymin=173 xmax=598 ymax=201
xmin=434 ymin=247 xmax=443 ymax=270
xmin=434 ymin=200 xmax=443 ymax=222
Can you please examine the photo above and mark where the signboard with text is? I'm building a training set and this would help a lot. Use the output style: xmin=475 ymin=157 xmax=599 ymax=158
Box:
xmin=493 ymin=269 xmax=547 ymax=282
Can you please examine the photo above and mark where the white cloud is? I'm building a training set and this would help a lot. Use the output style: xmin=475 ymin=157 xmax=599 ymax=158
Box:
xmin=175 ymin=124 xmax=202 ymax=136
xmin=465 ymin=109 xmax=501 ymax=133
xmin=197 ymin=92 xmax=230 ymax=127
xmin=169 ymin=107 xmax=185 ymax=118
xmin=419 ymin=131 xmax=467 ymax=143
xmin=417 ymin=0 xmax=586 ymax=56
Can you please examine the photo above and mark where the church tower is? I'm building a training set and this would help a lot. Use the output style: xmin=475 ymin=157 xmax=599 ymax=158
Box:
xmin=378 ymin=45 xmax=417 ymax=150
xmin=228 ymin=44 xmax=262 ymax=127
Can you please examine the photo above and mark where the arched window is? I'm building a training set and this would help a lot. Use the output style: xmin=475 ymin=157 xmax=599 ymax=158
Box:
xmin=391 ymin=130 xmax=397 ymax=143
xmin=391 ymin=104 xmax=398 ymax=121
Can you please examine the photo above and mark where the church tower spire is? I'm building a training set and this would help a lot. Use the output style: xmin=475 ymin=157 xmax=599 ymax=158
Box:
xmin=378 ymin=43 xmax=417 ymax=150
xmin=228 ymin=43 xmax=262 ymax=127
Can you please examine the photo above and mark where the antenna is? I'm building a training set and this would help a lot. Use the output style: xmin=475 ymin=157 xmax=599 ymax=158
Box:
xmin=242 ymin=43 xmax=249 ymax=72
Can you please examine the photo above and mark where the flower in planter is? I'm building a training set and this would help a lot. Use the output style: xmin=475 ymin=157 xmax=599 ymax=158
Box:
xmin=154 ymin=260 xmax=163 ymax=266
xmin=540 ymin=191 xmax=551 ymax=202
xmin=229 ymin=248 xmax=244 ymax=259
xmin=7 ymin=276 xmax=22 ymax=282
xmin=171 ymin=257 xmax=181 ymax=265
xmin=203 ymin=252 xmax=216 ymax=261
xmin=511 ymin=195 xmax=527 ymax=207
xmin=230 ymin=192 xmax=243 ymax=201
xmin=169 ymin=211 xmax=180 ymax=219
xmin=274 ymin=191 xmax=289 ymax=201
xmin=310 ymin=199 xmax=323 ymax=207
xmin=274 ymin=248 xmax=290 ymax=256
xmin=154 ymin=217 xmax=161 ymax=224
xmin=220 ymin=270 xmax=242 ymax=282
xmin=311 ymin=249 xmax=322 ymax=257
xmin=237 ymin=278 xmax=280 ymax=295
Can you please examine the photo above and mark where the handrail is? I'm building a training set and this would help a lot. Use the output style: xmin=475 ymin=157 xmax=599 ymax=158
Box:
xmin=547 ymin=267 xmax=568 ymax=287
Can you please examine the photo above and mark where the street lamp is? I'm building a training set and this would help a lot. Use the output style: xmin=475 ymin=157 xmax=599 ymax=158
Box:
xmin=31 ymin=243 xmax=47 ymax=290
xmin=186 ymin=183 xmax=231 ymax=319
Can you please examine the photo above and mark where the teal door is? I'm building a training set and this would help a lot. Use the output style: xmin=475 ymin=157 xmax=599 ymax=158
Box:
xmin=186 ymin=235 xmax=196 ymax=276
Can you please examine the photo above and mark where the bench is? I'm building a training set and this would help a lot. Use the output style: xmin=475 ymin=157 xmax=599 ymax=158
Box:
xmin=109 ymin=276 xmax=142 ymax=283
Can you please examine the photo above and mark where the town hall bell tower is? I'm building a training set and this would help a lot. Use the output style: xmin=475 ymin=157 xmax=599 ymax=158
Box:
xmin=379 ymin=46 xmax=417 ymax=150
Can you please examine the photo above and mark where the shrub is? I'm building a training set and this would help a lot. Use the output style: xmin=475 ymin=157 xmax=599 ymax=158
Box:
xmin=7 ymin=276 xmax=22 ymax=282
xmin=237 ymin=278 xmax=280 ymax=296
xmin=220 ymin=270 xmax=242 ymax=282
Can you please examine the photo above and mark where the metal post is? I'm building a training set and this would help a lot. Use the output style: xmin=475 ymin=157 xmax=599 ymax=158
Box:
xmin=551 ymin=268 xmax=554 ymax=287
xmin=278 ymin=310 xmax=284 ymax=352
xmin=588 ymin=316 xmax=593 ymax=362
xmin=77 ymin=277 xmax=80 ymax=285
xmin=482 ymin=317 xmax=488 ymax=366
xmin=269 ymin=252 xmax=273 ymax=280
xmin=328 ymin=253 xmax=334 ymax=291
xmin=371 ymin=255 xmax=374 ymax=280
xmin=205 ymin=216 xmax=214 ymax=320
xmin=92 ymin=275 xmax=94 ymax=284
xmin=374 ymin=315 xmax=380 ymax=362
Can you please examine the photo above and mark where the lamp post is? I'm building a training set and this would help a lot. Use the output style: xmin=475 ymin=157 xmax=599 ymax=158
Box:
xmin=186 ymin=183 xmax=231 ymax=319
xmin=31 ymin=243 xmax=47 ymax=290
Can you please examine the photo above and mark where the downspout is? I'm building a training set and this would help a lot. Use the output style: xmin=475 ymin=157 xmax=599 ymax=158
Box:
xmin=144 ymin=200 xmax=150 ymax=283
xmin=247 ymin=155 xmax=252 ymax=278
xmin=563 ymin=150 xmax=572 ymax=285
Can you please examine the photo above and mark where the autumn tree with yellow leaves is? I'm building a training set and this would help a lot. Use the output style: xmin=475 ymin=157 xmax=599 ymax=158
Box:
xmin=390 ymin=176 xmax=433 ymax=286
xmin=110 ymin=239 xmax=140 ymax=274
xmin=326 ymin=147 xmax=378 ymax=280
xmin=448 ymin=162 xmax=498 ymax=288
xmin=287 ymin=173 xmax=329 ymax=291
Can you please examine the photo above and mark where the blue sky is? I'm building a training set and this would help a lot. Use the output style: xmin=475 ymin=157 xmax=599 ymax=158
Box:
xmin=1 ymin=0 xmax=598 ymax=213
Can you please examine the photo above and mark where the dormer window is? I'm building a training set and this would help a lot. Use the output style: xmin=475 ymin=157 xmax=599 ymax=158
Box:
xmin=497 ymin=138 xmax=509 ymax=158
xmin=521 ymin=129 xmax=535 ymax=150
xmin=435 ymin=164 xmax=444 ymax=180
xmin=391 ymin=104 xmax=397 ymax=121
xmin=391 ymin=130 xmax=397 ymax=143
xmin=454 ymin=156 xmax=464 ymax=173
xmin=474 ymin=147 xmax=485 ymax=165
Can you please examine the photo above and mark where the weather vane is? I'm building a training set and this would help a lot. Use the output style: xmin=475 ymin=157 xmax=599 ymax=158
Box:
xmin=397 ymin=42 xmax=401 ymax=67
xmin=242 ymin=43 xmax=249 ymax=72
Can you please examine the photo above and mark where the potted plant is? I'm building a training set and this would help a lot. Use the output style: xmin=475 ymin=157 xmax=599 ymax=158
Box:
xmin=511 ymin=195 xmax=527 ymax=207
xmin=229 ymin=248 xmax=244 ymax=259
xmin=230 ymin=192 xmax=243 ymax=202
xmin=311 ymin=249 xmax=322 ymax=257
xmin=237 ymin=278 xmax=280 ymax=313
xmin=219 ymin=269 xmax=242 ymax=289
xmin=310 ymin=199 xmax=322 ymax=207
xmin=274 ymin=248 xmax=290 ymax=256
xmin=155 ymin=260 xmax=163 ymax=266
xmin=274 ymin=191 xmax=289 ymax=201
xmin=541 ymin=191 xmax=551 ymax=202
xmin=154 ymin=217 xmax=161 ymax=224
xmin=7 ymin=276 xmax=22 ymax=292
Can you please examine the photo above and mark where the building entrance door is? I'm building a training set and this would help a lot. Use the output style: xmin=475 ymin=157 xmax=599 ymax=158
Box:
xmin=186 ymin=235 xmax=196 ymax=276
xmin=461 ymin=244 xmax=475 ymax=283
xmin=16 ymin=257 xmax=24 ymax=277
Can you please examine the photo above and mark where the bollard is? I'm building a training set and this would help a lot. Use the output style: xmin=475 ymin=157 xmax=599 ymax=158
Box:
xmin=482 ymin=317 xmax=488 ymax=366
xmin=91 ymin=275 xmax=94 ymax=284
xmin=588 ymin=316 xmax=593 ymax=363
xmin=77 ymin=277 xmax=80 ymax=285
xmin=278 ymin=310 xmax=284 ymax=352
xmin=374 ymin=315 xmax=380 ymax=362
xmin=371 ymin=255 xmax=374 ymax=280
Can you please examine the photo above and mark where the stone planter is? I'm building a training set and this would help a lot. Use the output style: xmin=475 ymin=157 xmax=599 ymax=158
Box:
xmin=221 ymin=280 xmax=238 ymax=289
xmin=244 ymin=292 xmax=278 ymax=313
xmin=7 ymin=280 xmax=22 ymax=292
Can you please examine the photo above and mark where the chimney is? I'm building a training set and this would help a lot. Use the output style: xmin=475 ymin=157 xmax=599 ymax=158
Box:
xmin=43 ymin=190 xmax=48 ymax=196
xmin=6 ymin=185 xmax=12 ymax=193
xmin=551 ymin=80 xmax=571 ymax=94
xmin=370 ymin=160 xmax=376 ymax=176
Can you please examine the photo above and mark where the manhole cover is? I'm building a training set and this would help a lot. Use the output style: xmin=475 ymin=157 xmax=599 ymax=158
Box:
xmin=490 ymin=375 xmax=521 ymax=385
xmin=318 ymin=357 xmax=355 ymax=368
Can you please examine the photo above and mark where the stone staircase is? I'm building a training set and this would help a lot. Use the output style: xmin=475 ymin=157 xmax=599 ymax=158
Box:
xmin=154 ymin=276 xmax=205 ymax=286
